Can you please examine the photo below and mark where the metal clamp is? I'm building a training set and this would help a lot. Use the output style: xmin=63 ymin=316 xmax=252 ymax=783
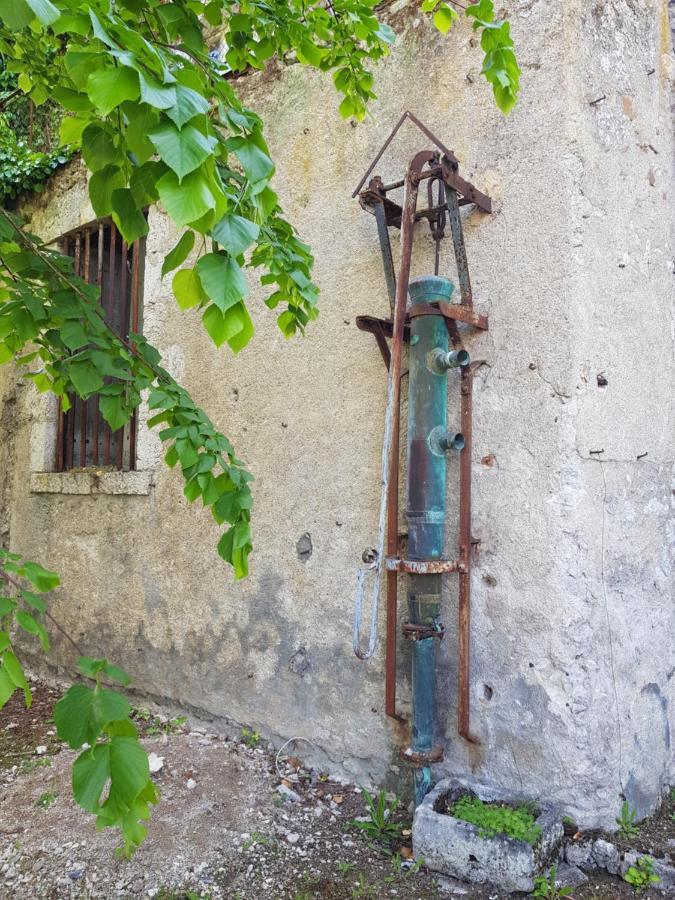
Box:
xmin=402 ymin=622 xmax=445 ymax=641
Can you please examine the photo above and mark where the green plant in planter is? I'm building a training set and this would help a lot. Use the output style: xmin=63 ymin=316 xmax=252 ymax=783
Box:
xmin=450 ymin=795 xmax=541 ymax=845
xmin=623 ymin=855 xmax=660 ymax=893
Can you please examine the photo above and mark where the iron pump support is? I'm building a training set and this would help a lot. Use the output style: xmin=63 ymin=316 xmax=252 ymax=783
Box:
xmin=351 ymin=113 xmax=491 ymax=804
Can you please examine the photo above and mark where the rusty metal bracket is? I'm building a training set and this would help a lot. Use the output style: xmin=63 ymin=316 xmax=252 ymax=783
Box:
xmin=400 ymin=746 xmax=444 ymax=766
xmin=386 ymin=557 xmax=464 ymax=574
xmin=402 ymin=622 xmax=445 ymax=641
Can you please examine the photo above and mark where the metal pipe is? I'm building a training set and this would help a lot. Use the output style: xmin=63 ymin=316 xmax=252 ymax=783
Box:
xmin=406 ymin=274 xmax=456 ymax=805
xmin=384 ymin=150 xmax=435 ymax=719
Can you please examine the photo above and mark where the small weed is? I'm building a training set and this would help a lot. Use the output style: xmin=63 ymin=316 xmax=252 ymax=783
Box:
xmin=349 ymin=788 xmax=404 ymax=844
xmin=616 ymin=800 xmax=640 ymax=837
xmin=337 ymin=861 xmax=355 ymax=875
xmin=36 ymin=791 xmax=57 ymax=809
xmin=133 ymin=708 xmax=187 ymax=736
xmin=351 ymin=872 xmax=377 ymax=899
xmin=385 ymin=853 xmax=425 ymax=883
xmin=531 ymin=865 xmax=573 ymax=898
xmin=241 ymin=727 xmax=261 ymax=748
xmin=18 ymin=757 xmax=52 ymax=775
xmin=449 ymin=794 xmax=541 ymax=845
xmin=242 ymin=831 xmax=268 ymax=850
xmin=624 ymin=855 xmax=660 ymax=893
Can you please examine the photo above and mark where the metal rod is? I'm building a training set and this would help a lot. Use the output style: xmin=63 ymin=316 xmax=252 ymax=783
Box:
xmin=445 ymin=185 xmax=473 ymax=307
xmin=91 ymin=223 xmax=104 ymax=466
xmin=373 ymin=199 xmax=397 ymax=315
xmin=79 ymin=229 xmax=91 ymax=467
xmin=127 ymin=238 xmax=142 ymax=470
xmin=458 ymin=364 xmax=479 ymax=744
xmin=103 ymin=224 xmax=116 ymax=466
xmin=384 ymin=150 xmax=434 ymax=719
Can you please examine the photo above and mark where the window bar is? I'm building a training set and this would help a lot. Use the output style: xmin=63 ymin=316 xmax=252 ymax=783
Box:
xmin=128 ymin=238 xmax=142 ymax=469
xmin=79 ymin=227 xmax=91 ymax=468
xmin=55 ymin=238 xmax=66 ymax=472
xmin=91 ymin=221 xmax=104 ymax=466
xmin=102 ymin=224 xmax=116 ymax=466
xmin=67 ymin=234 xmax=82 ymax=470
xmin=114 ymin=236 xmax=129 ymax=471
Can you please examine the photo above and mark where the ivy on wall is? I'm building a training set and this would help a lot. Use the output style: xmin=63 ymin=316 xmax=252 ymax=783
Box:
xmin=0 ymin=65 xmax=72 ymax=204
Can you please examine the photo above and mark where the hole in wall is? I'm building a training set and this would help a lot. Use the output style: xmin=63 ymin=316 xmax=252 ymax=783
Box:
xmin=482 ymin=574 xmax=497 ymax=587
xmin=597 ymin=373 xmax=608 ymax=388
xmin=296 ymin=532 xmax=313 ymax=562
xmin=482 ymin=684 xmax=493 ymax=702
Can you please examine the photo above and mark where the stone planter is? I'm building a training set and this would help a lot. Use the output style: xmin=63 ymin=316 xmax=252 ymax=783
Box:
xmin=413 ymin=777 xmax=564 ymax=893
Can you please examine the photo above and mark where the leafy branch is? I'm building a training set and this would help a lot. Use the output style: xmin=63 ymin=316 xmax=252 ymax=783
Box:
xmin=0 ymin=548 xmax=155 ymax=856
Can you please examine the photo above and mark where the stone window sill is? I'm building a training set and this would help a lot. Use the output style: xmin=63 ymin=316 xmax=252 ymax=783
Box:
xmin=30 ymin=470 xmax=154 ymax=496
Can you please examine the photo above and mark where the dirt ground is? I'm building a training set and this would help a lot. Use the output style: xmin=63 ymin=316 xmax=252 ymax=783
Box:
xmin=1 ymin=683 xmax=672 ymax=899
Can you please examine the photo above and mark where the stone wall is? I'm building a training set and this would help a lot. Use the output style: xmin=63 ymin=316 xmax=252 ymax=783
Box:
xmin=1 ymin=0 xmax=673 ymax=828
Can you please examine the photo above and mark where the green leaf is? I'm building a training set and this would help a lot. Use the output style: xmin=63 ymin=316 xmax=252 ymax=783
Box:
xmin=156 ymin=169 xmax=215 ymax=227
xmin=164 ymin=84 xmax=210 ymax=129
xmin=433 ymin=4 xmax=458 ymax=34
xmin=22 ymin=561 xmax=59 ymax=592
xmin=88 ymin=165 xmax=126 ymax=218
xmin=21 ymin=590 xmax=47 ymax=613
xmin=87 ymin=68 xmax=139 ymax=117
xmin=212 ymin=214 xmax=259 ymax=256
xmin=68 ymin=359 xmax=104 ymax=397
xmin=60 ymin=115 xmax=87 ymax=146
xmin=172 ymin=267 xmax=206 ymax=309
xmin=225 ymin=302 xmax=254 ymax=354
xmin=0 ymin=597 xmax=16 ymax=616
xmin=195 ymin=253 xmax=248 ymax=313
xmin=73 ymin=744 xmax=110 ymax=811
xmin=108 ymin=735 xmax=150 ymax=806
xmin=55 ymin=684 xmax=131 ymax=749
xmin=162 ymin=231 xmax=195 ymax=278
xmin=111 ymin=189 xmax=149 ymax=244
xmin=3 ymin=650 xmax=30 ymax=706
xmin=81 ymin=124 xmax=120 ymax=172
xmin=0 ymin=0 xmax=34 ymax=30
xmin=129 ymin=162 xmax=162 ymax=208
xmin=99 ymin=394 xmax=130 ymax=431
xmin=138 ymin=72 xmax=177 ymax=110
xmin=226 ymin=136 xmax=274 ymax=184
xmin=148 ymin=122 xmax=217 ymax=182
xmin=0 ymin=667 xmax=16 ymax=708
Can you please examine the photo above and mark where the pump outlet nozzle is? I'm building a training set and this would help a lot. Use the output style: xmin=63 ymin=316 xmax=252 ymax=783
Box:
xmin=428 ymin=348 xmax=470 ymax=373
xmin=428 ymin=426 xmax=465 ymax=455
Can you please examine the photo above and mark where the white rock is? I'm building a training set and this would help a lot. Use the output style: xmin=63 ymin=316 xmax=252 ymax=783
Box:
xmin=148 ymin=753 xmax=164 ymax=774
xmin=286 ymin=832 xmax=300 ymax=844
xmin=35 ymin=746 xmax=47 ymax=755
xmin=186 ymin=778 xmax=197 ymax=790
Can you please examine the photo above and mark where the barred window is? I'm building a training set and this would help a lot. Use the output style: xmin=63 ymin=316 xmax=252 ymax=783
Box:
xmin=56 ymin=220 xmax=145 ymax=471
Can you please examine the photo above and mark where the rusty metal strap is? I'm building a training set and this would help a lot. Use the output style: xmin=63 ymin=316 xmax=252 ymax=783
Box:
xmin=402 ymin=622 xmax=445 ymax=641
xmin=400 ymin=746 xmax=444 ymax=766
xmin=386 ymin=557 xmax=464 ymax=574
xmin=408 ymin=302 xmax=488 ymax=330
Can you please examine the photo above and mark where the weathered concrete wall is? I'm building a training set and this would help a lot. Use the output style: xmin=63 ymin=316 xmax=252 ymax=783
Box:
xmin=1 ymin=0 xmax=673 ymax=828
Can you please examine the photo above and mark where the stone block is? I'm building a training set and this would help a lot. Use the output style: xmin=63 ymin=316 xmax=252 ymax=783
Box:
xmin=59 ymin=472 xmax=92 ymax=494
xmin=413 ymin=777 xmax=564 ymax=893
xmin=96 ymin=471 xmax=153 ymax=495
xmin=592 ymin=838 xmax=620 ymax=874
xmin=565 ymin=839 xmax=595 ymax=869
xmin=555 ymin=863 xmax=588 ymax=889
xmin=29 ymin=472 xmax=62 ymax=494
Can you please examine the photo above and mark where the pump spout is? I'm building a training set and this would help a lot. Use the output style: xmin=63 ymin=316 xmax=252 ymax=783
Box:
xmin=429 ymin=348 xmax=470 ymax=372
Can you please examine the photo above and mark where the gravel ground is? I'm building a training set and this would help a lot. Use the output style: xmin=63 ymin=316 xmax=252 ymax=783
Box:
xmin=0 ymin=683 xmax=672 ymax=899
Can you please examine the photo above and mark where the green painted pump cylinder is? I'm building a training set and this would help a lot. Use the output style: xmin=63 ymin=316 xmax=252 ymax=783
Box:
xmin=406 ymin=275 xmax=455 ymax=806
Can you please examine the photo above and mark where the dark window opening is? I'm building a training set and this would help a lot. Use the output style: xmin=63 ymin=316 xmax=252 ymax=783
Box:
xmin=55 ymin=220 xmax=146 ymax=471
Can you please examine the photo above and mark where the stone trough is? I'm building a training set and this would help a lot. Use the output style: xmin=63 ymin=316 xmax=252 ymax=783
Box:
xmin=413 ymin=777 xmax=564 ymax=893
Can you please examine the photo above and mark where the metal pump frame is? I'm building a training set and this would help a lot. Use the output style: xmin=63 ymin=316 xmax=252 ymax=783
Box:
xmin=353 ymin=114 xmax=491 ymax=748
